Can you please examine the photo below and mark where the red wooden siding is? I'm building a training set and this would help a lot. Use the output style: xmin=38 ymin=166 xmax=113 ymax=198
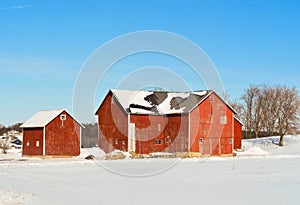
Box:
xmin=45 ymin=111 xmax=81 ymax=156
xmin=234 ymin=118 xmax=242 ymax=149
xmin=96 ymin=90 xmax=242 ymax=156
xmin=22 ymin=128 xmax=43 ymax=156
xmin=131 ymin=114 xmax=188 ymax=154
xmin=97 ymin=92 xmax=128 ymax=153
xmin=190 ymin=93 xmax=233 ymax=155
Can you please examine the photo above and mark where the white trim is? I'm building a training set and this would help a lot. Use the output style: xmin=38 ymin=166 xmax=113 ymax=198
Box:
xmin=218 ymin=138 xmax=221 ymax=155
xmin=127 ymin=114 xmax=131 ymax=151
xmin=79 ymin=127 xmax=82 ymax=149
xmin=233 ymin=115 xmax=244 ymax=125
xmin=43 ymin=126 xmax=46 ymax=156
xmin=232 ymin=113 xmax=234 ymax=151
xmin=188 ymin=113 xmax=190 ymax=152
xmin=60 ymin=114 xmax=66 ymax=120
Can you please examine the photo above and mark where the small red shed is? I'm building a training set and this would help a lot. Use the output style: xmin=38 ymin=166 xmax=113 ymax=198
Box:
xmin=96 ymin=89 xmax=243 ymax=156
xmin=20 ymin=109 xmax=84 ymax=157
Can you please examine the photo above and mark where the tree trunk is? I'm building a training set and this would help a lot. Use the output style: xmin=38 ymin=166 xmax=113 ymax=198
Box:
xmin=279 ymin=135 xmax=284 ymax=146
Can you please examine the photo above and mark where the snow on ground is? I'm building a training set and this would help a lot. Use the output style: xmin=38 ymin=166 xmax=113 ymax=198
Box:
xmin=0 ymin=187 xmax=32 ymax=205
xmin=0 ymin=135 xmax=300 ymax=205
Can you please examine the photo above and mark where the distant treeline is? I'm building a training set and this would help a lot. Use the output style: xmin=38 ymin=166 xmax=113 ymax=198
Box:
xmin=0 ymin=123 xmax=22 ymax=136
xmin=81 ymin=123 xmax=98 ymax=148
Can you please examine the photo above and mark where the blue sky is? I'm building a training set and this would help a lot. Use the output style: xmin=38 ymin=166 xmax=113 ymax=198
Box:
xmin=1 ymin=0 xmax=300 ymax=125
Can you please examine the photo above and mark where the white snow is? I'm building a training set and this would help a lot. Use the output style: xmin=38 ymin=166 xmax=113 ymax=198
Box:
xmin=20 ymin=109 xmax=65 ymax=128
xmin=0 ymin=188 xmax=33 ymax=205
xmin=156 ymin=92 xmax=189 ymax=114
xmin=20 ymin=109 xmax=84 ymax=128
xmin=111 ymin=89 xmax=207 ymax=115
xmin=191 ymin=90 xmax=208 ymax=96
xmin=236 ymin=146 xmax=271 ymax=156
xmin=1 ymin=135 xmax=300 ymax=205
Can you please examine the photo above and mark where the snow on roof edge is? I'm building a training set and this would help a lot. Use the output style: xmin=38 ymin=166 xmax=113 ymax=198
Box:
xmin=20 ymin=109 xmax=84 ymax=128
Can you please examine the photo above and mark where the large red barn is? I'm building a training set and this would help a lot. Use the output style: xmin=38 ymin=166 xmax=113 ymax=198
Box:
xmin=20 ymin=109 xmax=84 ymax=157
xmin=96 ymin=89 xmax=242 ymax=156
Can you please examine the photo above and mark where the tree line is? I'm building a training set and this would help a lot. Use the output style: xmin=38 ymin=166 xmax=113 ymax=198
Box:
xmin=231 ymin=84 xmax=300 ymax=146
xmin=0 ymin=123 xmax=22 ymax=136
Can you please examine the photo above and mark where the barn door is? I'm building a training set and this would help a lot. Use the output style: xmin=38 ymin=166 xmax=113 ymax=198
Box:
xmin=199 ymin=138 xmax=221 ymax=155
xmin=128 ymin=123 xmax=136 ymax=152
xmin=210 ymin=138 xmax=221 ymax=155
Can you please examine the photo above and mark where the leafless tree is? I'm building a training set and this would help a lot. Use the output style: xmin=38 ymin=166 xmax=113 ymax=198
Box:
xmin=240 ymin=84 xmax=300 ymax=144
xmin=0 ymin=137 xmax=11 ymax=154
xmin=241 ymin=85 xmax=260 ymax=138
xmin=229 ymin=99 xmax=244 ymax=120
xmin=260 ymin=85 xmax=277 ymax=136
xmin=273 ymin=85 xmax=300 ymax=146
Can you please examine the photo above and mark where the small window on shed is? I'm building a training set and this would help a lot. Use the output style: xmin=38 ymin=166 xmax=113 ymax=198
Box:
xmin=199 ymin=138 xmax=203 ymax=144
xmin=26 ymin=140 xmax=30 ymax=147
xmin=122 ymin=140 xmax=126 ymax=145
xmin=60 ymin=114 xmax=66 ymax=120
xmin=36 ymin=141 xmax=40 ymax=147
xmin=229 ymin=139 xmax=233 ymax=144
xmin=115 ymin=139 xmax=118 ymax=145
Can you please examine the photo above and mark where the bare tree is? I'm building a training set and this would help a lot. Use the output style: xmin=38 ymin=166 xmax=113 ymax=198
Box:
xmin=260 ymin=85 xmax=277 ymax=136
xmin=229 ymin=99 xmax=244 ymax=120
xmin=241 ymin=85 xmax=260 ymax=138
xmin=0 ymin=137 xmax=11 ymax=154
xmin=252 ymin=88 xmax=264 ymax=138
xmin=274 ymin=86 xmax=300 ymax=146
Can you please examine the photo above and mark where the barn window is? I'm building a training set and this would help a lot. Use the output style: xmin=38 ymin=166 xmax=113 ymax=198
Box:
xmin=26 ymin=140 xmax=30 ymax=146
xmin=36 ymin=141 xmax=40 ymax=147
xmin=155 ymin=139 xmax=162 ymax=145
xmin=60 ymin=114 xmax=66 ymax=120
xmin=115 ymin=139 xmax=118 ymax=145
xmin=210 ymin=96 xmax=214 ymax=102
xmin=199 ymin=138 xmax=203 ymax=144
xmin=158 ymin=124 xmax=161 ymax=131
xmin=220 ymin=116 xmax=227 ymax=124
xmin=122 ymin=140 xmax=125 ymax=145
xmin=229 ymin=139 xmax=233 ymax=144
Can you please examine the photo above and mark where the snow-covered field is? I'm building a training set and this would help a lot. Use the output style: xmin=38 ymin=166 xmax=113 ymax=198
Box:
xmin=1 ymin=135 xmax=300 ymax=205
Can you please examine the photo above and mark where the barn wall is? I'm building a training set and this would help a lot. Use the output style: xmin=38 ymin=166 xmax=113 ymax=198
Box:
xmin=131 ymin=114 xmax=188 ymax=154
xmin=22 ymin=128 xmax=43 ymax=156
xmin=234 ymin=119 xmax=242 ymax=149
xmin=97 ymin=92 xmax=128 ymax=153
xmin=45 ymin=111 xmax=81 ymax=156
xmin=190 ymin=93 xmax=234 ymax=155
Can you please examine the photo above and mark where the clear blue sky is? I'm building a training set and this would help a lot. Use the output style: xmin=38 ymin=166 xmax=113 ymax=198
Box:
xmin=1 ymin=0 xmax=299 ymax=125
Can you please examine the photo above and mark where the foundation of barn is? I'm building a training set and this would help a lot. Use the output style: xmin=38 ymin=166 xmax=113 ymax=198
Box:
xmin=175 ymin=152 xmax=234 ymax=158
xmin=22 ymin=155 xmax=78 ymax=159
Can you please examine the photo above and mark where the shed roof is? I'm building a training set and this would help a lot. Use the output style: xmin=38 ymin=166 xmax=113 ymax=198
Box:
xmin=110 ymin=89 xmax=212 ymax=115
xmin=20 ymin=109 xmax=84 ymax=128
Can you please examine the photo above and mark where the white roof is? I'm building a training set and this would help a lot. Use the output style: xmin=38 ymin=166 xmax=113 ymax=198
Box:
xmin=111 ymin=89 xmax=209 ymax=115
xmin=20 ymin=109 xmax=84 ymax=128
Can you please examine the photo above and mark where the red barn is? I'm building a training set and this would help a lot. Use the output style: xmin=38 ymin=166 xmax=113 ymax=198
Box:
xmin=20 ymin=109 xmax=84 ymax=157
xmin=233 ymin=116 xmax=243 ymax=150
xmin=95 ymin=89 xmax=242 ymax=156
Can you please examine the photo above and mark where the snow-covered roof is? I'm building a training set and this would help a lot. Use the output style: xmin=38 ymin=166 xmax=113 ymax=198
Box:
xmin=110 ymin=89 xmax=212 ymax=115
xmin=20 ymin=109 xmax=84 ymax=128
